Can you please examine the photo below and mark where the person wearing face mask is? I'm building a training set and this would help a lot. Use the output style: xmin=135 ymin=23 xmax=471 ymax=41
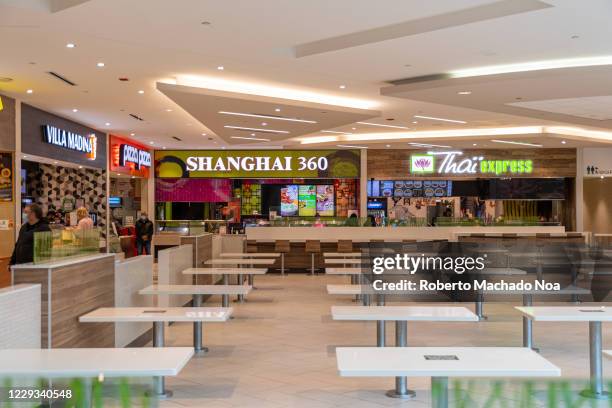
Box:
xmin=10 ymin=203 xmax=51 ymax=265
xmin=135 ymin=212 xmax=154 ymax=255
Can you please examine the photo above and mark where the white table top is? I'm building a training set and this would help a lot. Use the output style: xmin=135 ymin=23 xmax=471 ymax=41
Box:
xmin=79 ymin=307 xmax=232 ymax=322
xmin=325 ymin=258 xmax=366 ymax=265
xmin=183 ymin=267 xmax=267 ymax=275
xmin=604 ymin=350 xmax=612 ymax=359
xmin=220 ymin=252 xmax=280 ymax=258
xmin=205 ymin=258 xmax=276 ymax=265
xmin=483 ymin=285 xmax=591 ymax=295
xmin=324 ymin=252 xmax=362 ymax=257
xmin=326 ymin=284 xmax=433 ymax=296
xmin=332 ymin=306 xmax=478 ymax=321
xmin=139 ymin=284 xmax=252 ymax=295
xmin=0 ymin=347 xmax=194 ymax=378
xmin=326 ymin=267 xmax=363 ymax=275
xmin=515 ymin=306 xmax=612 ymax=322
xmin=336 ymin=347 xmax=561 ymax=378
xmin=472 ymin=267 xmax=527 ymax=276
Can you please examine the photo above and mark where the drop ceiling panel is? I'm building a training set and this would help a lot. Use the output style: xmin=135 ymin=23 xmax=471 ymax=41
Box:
xmin=157 ymin=82 xmax=380 ymax=145
xmin=507 ymin=95 xmax=612 ymax=120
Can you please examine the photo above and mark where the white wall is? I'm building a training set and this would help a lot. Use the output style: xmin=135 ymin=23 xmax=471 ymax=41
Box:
xmin=0 ymin=284 xmax=40 ymax=349
xmin=157 ymin=244 xmax=193 ymax=307
xmin=114 ymin=255 xmax=153 ymax=347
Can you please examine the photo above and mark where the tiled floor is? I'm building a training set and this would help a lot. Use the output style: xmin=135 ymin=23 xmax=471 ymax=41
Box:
xmin=138 ymin=273 xmax=612 ymax=407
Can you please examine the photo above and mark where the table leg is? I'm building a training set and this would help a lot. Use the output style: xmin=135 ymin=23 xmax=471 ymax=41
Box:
xmin=376 ymin=294 xmax=385 ymax=347
xmin=236 ymin=274 xmax=245 ymax=302
xmin=431 ymin=377 xmax=448 ymax=408
xmin=192 ymin=294 xmax=208 ymax=354
xmin=386 ymin=321 xmax=415 ymax=399
xmin=222 ymin=274 xmax=229 ymax=308
xmin=475 ymin=291 xmax=487 ymax=320
xmin=580 ymin=321 xmax=610 ymax=399
xmin=152 ymin=322 xmax=172 ymax=398
xmin=521 ymin=294 xmax=538 ymax=352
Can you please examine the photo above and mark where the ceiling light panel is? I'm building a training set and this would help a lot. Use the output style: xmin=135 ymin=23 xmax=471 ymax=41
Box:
xmin=356 ymin=122 xmax=411 ymax=129
xmin=231 ymin=136 xmax=271 ymax=142
xmin=224 ymin=125 xmax=289 ymax=134
xmin=413 ymin=115 xmax=467 ymax=124
xmin=218 ymin=111 xmax=317 ymax=123
xmin=490 ymin=139 xmax=543 ymax=147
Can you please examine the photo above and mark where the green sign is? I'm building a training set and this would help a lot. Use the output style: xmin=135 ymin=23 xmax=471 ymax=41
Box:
xmin=155 ymin=150 xmax=360 ymax=179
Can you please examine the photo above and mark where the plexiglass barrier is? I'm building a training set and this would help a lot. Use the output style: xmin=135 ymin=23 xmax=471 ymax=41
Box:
xmin=33 ymin=228 xmax=101 ymax=264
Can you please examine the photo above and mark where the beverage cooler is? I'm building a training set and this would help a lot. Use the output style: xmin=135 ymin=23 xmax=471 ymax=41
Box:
xmin=367 ymin=199 xmax=387 ymax=218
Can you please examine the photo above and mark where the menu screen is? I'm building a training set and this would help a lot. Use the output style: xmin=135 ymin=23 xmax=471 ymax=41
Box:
xmin=298 ymin=185 xmax=317 ymax=216
xmin=280 ymin=185 xmax=298 ymax=216
xmin=316 ymin=185 xmax=334 ymax=216
xmin=369 ymin=180 xmax=453 ymax=198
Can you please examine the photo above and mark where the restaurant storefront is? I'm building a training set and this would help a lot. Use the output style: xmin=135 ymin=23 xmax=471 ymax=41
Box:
xmin=20 ymin=104 xmax=108 ymax=240
xmin=0 ymin=94 xmax=16 ymax=287
xmin=366 ymin=148 xmax=577 ymax=229
xmin=154 ymin=149 xmax=361 ymax=232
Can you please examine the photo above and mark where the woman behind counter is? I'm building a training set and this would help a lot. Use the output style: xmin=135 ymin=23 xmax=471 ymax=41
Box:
xmin=75 ymin=207 xmax=94 ymax=230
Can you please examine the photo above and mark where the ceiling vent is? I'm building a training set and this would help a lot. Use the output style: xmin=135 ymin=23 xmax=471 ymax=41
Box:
xmin=172 ymin=136 xmax=182 ymax=141
xmin=129 ymin=113 xmax=144 ymax=121
xmin=47 ymin=71 xmax=77 ymax=86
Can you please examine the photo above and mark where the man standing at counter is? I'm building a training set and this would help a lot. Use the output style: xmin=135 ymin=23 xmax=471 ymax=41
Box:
xmin=10 ymin=204 xmax=51 ymax=265
xmin=135 ymin=212 xmax=153 ymax=255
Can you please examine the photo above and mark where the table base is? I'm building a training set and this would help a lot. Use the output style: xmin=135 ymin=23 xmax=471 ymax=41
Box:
xmin=387 ymin=321 xmax=416 ymax=399
xmin=385 ymin=388 xmax=416 ymax=399
xmin=579 ymin=390 xmax=610 ymax=400
xmin=152 ymin=322 xmax=173 ymax=398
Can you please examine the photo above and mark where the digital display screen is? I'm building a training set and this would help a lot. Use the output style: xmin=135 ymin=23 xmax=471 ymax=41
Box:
xmin=367 ymin=201 xmax=384 ymax=209
xmin=109 ymin=196 xmax=122 ymax=207
xmin=316 ymin=185 xmax=334 ymax=216
xmin=280 ymin=185 xmax=298 ymax=216
xmin=298 ymin=185 xmax=316 ymax=216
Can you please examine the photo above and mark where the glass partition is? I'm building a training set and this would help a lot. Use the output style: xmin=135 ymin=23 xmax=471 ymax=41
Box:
xmin=33 ymin=228 xmax=101 ymax=264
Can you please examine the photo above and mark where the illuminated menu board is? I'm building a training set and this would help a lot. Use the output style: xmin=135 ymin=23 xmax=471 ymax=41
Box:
xmin=280 ymin=185 xmax=298 ymax=216
xmin=316 ymin=185 xmax=334 ymax=216
xmin=298 ymin=185 xmax=316 ymax=216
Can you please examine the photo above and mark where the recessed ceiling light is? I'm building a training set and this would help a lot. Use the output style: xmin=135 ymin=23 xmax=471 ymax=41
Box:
xmin=490 ymin=139 xmax=542 ymax=147
xmin=413 ymin=115 xmax=467 ymax=124
xmin=130 ymin=133 xmax=135 ymax=136
xmin=79 ymin=166 xmax=83 ymax=169
xmin=166 ymin=109 xmax=173 ymax=112
xmin=261 ymin=122 xmax=268 ymax=126
xmin=339 ymin=85 xmax=346 ymax=89
xmin=231 ymin=136 xmax=271 ymax=142
xmin=162 ymin=146 xmax=166 ymax=149
xmin=66 ymin=43 xmax=76 ymax=48
xmin=337 ymin=144 xmax=367 ymax=149
xmin=251 ymin=133 xmax=256 ymax=136
xmin=275 ymin=108 xmax=281 ymax=112
xmin=385 ymin=144 xmax=391 ymax=148
xmin=72 ymin=108 xmax=78 ymax=112
xmin=96 ymin=62 xmax=105 ymax=67
xmin=138 ymin=90 xmax=144 ymax=94
xmin=149 ymin=141 xmax=154 ymax=145
xmin=105 ymin=122 xmax=111 ymax=126
xmin=473 ymin=143 xmax=477 ymax=146
xmin=26 ymin=89 xmax=33 ymax=94
xmin=218 ymin=111 xmax=317 ymax=124
xmin=201 ymin=133 xmax=207 ymax=136
xmin=357 ymin=122 xmax=411 ymax=130
xmin=561 ymin=140 xmax=567 ymax=144
xmin=457 ymin=91 xmax=472 ymax=95
xmin=351 ymin=127 xmax=357 ymax=130
xmin=23 ymin=155 xmax=27 ymax=159
xmin=412 ymin=121 xmax=418 ymax=124
xmin=131 ymin=176 xmax=135 ymax=179
xmin=54 ymin=161 xmax=58 ymax=164
xmin=217 ymin=66 xmax=224 ymax=70
xmin=221 ymin=146 xmax=226 ymax=150
xmin=224 ymin=125 xmax=289 ymax=134
xmin=601 ymin=175 xmax=605 ymax=179
xmin=321 ymin=130 xmax=353 ymax=135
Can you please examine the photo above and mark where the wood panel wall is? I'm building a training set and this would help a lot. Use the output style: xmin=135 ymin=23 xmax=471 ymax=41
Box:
xmin=367 ymin=149 xmax=577 ymax=179
xmin=13 ymin=255 xmax=115 ymax=348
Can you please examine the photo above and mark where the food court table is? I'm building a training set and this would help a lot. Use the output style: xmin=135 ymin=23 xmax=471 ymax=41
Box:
xmin=515 ymin=306 xmax=612 ymax=399
xmin=79 ymin=307 xmax=231 ymax=397
xmin=183 ymin=267 xmax=267 ymax=305
xmin=332 ymin=305 xmax=478 ymax=399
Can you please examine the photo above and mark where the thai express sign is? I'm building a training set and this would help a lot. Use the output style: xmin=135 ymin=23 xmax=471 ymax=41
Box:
xmin=155 ymin=150 xmax=360 ymax=178
xmin=43 ymin=125 xmax=97 ymax=160
xmin=411 ymin=152 xmax=533 ymax=176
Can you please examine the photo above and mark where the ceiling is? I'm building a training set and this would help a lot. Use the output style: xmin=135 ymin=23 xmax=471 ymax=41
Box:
xmin=1 ymin=0 xmax=612 ymax=150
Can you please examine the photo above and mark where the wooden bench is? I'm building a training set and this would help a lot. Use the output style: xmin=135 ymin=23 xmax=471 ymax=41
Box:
xmin=0 ymin=347 xmax=194 ymax=400
xmin=336 ymin=346 xmax=560 ymax=406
